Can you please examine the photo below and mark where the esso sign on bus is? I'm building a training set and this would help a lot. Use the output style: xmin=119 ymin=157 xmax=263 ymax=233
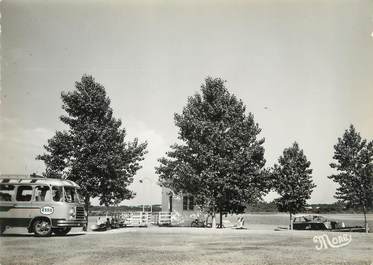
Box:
xmin=40 ymin=206 xmax=54 ymax=215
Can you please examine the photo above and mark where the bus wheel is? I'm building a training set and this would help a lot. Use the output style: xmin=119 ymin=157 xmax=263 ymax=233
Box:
xmin=33 ymin=219 xmax=52 ymax=237
xmin=52 ymin=227 xmax=71 ymax=236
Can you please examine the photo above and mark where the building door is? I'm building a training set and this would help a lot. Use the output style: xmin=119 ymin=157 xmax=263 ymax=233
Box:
xmin=169 ymin=194 xmax=173 ymax=212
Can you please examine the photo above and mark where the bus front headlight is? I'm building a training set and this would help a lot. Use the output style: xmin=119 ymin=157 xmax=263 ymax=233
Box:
xmin=69 ymin=208 xmax=76 ymax=218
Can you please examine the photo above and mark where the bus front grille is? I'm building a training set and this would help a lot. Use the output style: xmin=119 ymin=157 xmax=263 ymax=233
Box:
xmin=76 ymin=206 xmax=85 ymax=220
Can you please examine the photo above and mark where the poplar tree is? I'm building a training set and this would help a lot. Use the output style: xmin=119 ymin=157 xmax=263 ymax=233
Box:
xmin=156 ymin=77 xmax=268 ymax=227
xmin=272 ymin=142 xmax=315 ymax=230
xmin=37 ymin=75 xmax=147 ymax=213
xmin=329 ymin=125 xmax=373 ymax=232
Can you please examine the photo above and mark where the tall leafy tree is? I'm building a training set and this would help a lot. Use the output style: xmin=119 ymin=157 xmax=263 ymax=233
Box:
xmin=37 ymin=75 xmax=147 ymax=212
xmin=329 ymin=125 xmax=373 ymax=232
xmin=156 ymin=77 xmax=268 ymax=226
xmin=272 ymin=142 xmax=315 ymax=230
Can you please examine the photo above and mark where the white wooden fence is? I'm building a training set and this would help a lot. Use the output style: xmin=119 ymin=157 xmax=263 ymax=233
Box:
xmin=121 ymin=212 xmax=172 ymax=227
xmin=153 ymin=212 xmax=172 ymax=226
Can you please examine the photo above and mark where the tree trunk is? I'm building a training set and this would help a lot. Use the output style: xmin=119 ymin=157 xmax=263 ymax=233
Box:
xmin=83 ymin=195 xmax=89 ymax=232
xmin=219 ymin=209 xmax=223 ymax=229
xmin=363 ymin=205 xmax=368 ymax=233
xmin=289 ymin=212 xmax=293 ymax=230
xmin=205 ymin=214 xmax=209 ymax=227
xmin=212 ymin=211 xmax=216 ymax=229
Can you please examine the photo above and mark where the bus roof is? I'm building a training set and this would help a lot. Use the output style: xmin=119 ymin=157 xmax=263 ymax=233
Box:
xmin=0 ymin=176 xmax=80 ymax=188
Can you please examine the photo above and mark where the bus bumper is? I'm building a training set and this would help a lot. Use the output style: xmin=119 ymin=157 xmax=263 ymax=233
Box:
xmin=53 ymin=219 xmax=87 ymax=227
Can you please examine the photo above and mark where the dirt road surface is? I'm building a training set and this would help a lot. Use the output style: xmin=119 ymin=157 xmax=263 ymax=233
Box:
xmin=1 ymin=226 xmax=372 ymax=265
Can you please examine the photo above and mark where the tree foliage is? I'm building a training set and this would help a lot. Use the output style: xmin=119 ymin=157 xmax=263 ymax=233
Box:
xmin=156 ymin=77 xmax=268 ymax=217
xmin=328 ymin=125 xmax=373 ymax=231
xmin=37 ymin=75 xmax=147 ymax=206
xmin=272 ymin=142 xmax=315 ymax=218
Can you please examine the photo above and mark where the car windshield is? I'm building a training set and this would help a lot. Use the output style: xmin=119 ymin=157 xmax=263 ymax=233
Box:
xmin=64 ymin=186 xmax=81 ymax=203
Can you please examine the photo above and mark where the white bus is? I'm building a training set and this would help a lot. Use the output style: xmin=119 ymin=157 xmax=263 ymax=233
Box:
xmin=0 ymin=175 xmax=87 ymax=237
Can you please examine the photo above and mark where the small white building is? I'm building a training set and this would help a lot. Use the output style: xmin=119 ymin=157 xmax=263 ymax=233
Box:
xmin=161 ymin=187 xmax=200 ymax=226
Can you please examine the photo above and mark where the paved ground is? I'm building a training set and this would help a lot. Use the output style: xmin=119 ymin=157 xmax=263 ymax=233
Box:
xmin=1 ymin=226 xmax=372 ymax=265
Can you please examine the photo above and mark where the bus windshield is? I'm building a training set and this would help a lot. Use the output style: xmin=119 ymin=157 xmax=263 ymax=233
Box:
xmin=64 ymin=186 xmax=81 ymax=203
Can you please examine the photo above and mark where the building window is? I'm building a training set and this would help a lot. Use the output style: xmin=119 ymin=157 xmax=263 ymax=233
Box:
xmin=183 ymin=196 xmax=188 ymax=210
xmin=189 ymin=196 xmax=194 ymax=210
xmin=183 ymin=195 xmax=195 ymax=211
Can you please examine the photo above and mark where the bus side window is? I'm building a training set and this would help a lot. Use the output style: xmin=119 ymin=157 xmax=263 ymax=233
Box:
xmin=35 ymin=186 xmax=51 ymax=202
xmin=0 ymin=184 xmax=15 ymax=201
xmin=52 ymin=186 xmax=63 ymax=202
xmin=16 ymin=185 xmax=33 ymax=202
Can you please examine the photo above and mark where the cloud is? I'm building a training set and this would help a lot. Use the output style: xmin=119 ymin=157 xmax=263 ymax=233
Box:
xmin=1 ymin=119 xmax=53 ymax=148
xmin=119 ymin=119 xmax=168 ymax=206
xmin=0 ymin=115 xmax=167 ymax=205
xmin=0 ymin=116 xmax=53 ymax=174
xmin=126 ymin=120 xmax=167 ymax=161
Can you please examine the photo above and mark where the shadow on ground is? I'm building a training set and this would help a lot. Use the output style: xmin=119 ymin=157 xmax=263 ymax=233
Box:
xmin=0 ymin=233 xmax=85 ymax=238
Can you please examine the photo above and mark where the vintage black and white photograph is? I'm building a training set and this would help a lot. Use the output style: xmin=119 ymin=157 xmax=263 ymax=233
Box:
xmin=0 ymin=0 xmax=372 ymax=264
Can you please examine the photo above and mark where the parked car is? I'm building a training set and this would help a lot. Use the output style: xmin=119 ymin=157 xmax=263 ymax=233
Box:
xmin=293 ymin=215 xmax=345 ymax=230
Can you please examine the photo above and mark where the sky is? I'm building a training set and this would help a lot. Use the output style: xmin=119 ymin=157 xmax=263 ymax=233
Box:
xmin=1 ymin=0 xmax=372 ymax=206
